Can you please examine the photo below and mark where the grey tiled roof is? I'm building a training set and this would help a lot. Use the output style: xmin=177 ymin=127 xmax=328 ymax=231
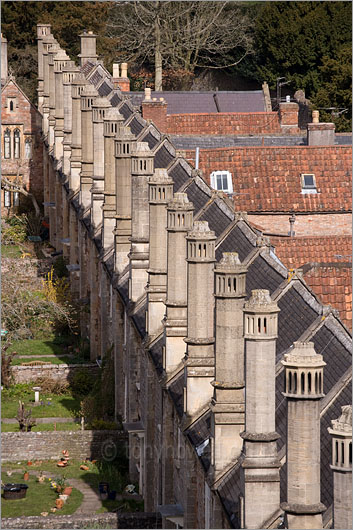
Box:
xmin=125 ymin=90 xmax=266 ymax=114
xmin=81 ymin=61 xmax=96 ymax=76
xmin=217 ymin=457 xmax=244 ymax=529
xmin=140 ymin=131 xmax=160 ymax=150
xmin=110 ymin=93 xmax=121 ymax=107
xmin=154 ymin=144 xmax=175 ymax=169
xmin=171 ymin=135 xmax=307 ymax=149
xmin=312 ymin=324 xmax=352 ymax=394
xmin=276 ymin=284 xmax=320 ymax=360
xmin=199 ymin=201 xmax=232 ymax=238
xmin=184 ymin=180 xmax=210 ymax=214
xmin=168 ymin=373 xmax=184 ymax=417
xmin=119 ymin=102 xmax=133 ymax=120
xmin=98 ymin=81 xmax=113 ymax=97
xmin=90 ymin=69 xmax=103 ymax=87
xmin=131 ymin=302 xmax=147 ymax=338
xmin=215 ymin=223 xmax=255 ymax=262
xmin=186 ymin=411 xmax=212 ymax=472
xmin=149 ymin=337 xmax=163 ymax=376
xmin=169 ymin=162 xmax=191 ymax=192
xmin=246 ymin=254 xmax=285 ymax=297
xmin=129 ymin=116 xmax=145 ymax=136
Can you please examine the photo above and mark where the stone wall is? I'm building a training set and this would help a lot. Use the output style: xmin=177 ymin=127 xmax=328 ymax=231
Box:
xmin=1 ymin=430 xmax=127 ymax=462
xmin=1 ymin=512 xmax=162 ymax=529
xmin=11 ymin=363 xmax=99 ymax=384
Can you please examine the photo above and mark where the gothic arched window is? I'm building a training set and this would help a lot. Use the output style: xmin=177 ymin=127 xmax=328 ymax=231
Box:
xmin=14 ymin=129 xmax=20 ymax=159
xmin=4 ymin=128 xmax=11 ymax=159
xmin=25 ymin=138 xmax=32 ymax=159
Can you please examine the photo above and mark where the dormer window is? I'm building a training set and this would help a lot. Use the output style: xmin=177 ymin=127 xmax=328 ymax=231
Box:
xmin=301 ymin=173 xmax=317 ymax=194
xmin=210 ymin=171 xmax=233 ymax=194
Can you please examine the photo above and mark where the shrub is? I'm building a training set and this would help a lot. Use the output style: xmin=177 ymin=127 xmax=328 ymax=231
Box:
xmin=2 ymin=216 xmax=27 ymax=245
xmin=70 ymin=369 xmax=95 ymax=396
xmin=1 ymin=342 xmax=17 ymax=388
xmin=86 ymin=419 xmax=118 ymax=430
xmin=35 ymin=376 xmax=69 ymax=395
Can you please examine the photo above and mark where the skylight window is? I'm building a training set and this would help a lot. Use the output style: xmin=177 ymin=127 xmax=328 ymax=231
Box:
xmin=301 ymin=173 xmax=317 ymax=194
xmin=210 ymin=171 xmax=233 ymax=194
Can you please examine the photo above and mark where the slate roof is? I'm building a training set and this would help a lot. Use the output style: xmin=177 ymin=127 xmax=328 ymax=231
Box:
xmin=168 ymin=161 xmax=191 ymax=192
xmin=303 ymin=263 xmax=352 ymax=330
xmin=246 ymin=253 xmax=286 ymax=298
xmin=186 ymin=411 xmax=212 ymax=472
xmin=80 ymin=61 xmax=96 ymax=76
xmin=272 ymin=235 xmax=352 ymax=269
xmin=183 ymin=145 xmax=352 ymax=213
xmin=124 ymin=90 xmax=266 ymax=114
xmin=140 ymin=130 xmax=160 ymax=150
xmin=215 ymin=222 xmax=256 ymax=262
xmin=154 ymin=144 xmax=175 ymax=169
xmin=184 ymin=180 xmax=211 ymax=215
xmin=198 ymin=201 xmax=233 ymax=238
xmin=168 ymin=373 xmax=184 ymax=418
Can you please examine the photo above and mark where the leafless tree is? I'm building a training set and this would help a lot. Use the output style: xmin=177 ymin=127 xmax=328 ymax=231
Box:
xmin=107 ymin=1 xmax=254 ymax=90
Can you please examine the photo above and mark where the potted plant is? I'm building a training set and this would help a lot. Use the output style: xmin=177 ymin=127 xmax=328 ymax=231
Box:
xmin=63 ymin=484 xmax=72 ymax=496
xmin=51 ymin=476 xmax=67 ymax=494
xmin=23 ymin=470 xmax=29 ymax=481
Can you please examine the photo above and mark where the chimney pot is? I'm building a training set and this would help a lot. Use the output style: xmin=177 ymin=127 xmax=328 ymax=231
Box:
xmin=121 ymin=62 xmax=128 ymax=77
xmin=113 ymin=63 xmax=120 ymax=79
xmin=144 ymin=87 xmax=151 ymax=100
xmin=312 ymin=110 xmax=319 ymax=123
xmin=286 ymin=95 xmax=290 ymax=103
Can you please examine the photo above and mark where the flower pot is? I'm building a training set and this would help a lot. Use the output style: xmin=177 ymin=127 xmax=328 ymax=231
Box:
xmin=55 ymin=498 xmax=64 ymax=509
xmin=63 ymin=486 xmax=72 ymax=496
xmin=23 ymin=472 xmax=29 ymax=481
xmin=59 ymin=494 xmax=69 ymax=503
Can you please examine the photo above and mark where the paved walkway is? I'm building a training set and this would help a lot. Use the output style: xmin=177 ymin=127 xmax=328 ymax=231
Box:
xmin=2 ymin=469 xmax=102 ymax=515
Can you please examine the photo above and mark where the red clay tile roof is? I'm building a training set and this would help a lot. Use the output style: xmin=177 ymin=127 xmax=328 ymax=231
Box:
xmin=185 ymin=145 xmax=352 ymax=213
xmin=303 ymin=263 xmax=352 ymax=330
xmin=272 ymin=235 xmax=352 ymax=269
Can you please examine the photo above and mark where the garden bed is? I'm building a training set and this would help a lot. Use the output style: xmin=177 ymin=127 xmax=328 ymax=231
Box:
xmin=1 ymin=473 xmax=83 ymax=518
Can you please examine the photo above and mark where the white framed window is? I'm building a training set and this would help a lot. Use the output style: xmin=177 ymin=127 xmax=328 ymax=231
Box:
xmin=301 ymin=173 xmax=317 ymax=194
xmin=210 ymin=170 xmax=233 ymax=194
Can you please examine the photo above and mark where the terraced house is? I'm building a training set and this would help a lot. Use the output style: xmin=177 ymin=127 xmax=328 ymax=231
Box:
xmin=36 ymin=24 xmax=352 ymax=529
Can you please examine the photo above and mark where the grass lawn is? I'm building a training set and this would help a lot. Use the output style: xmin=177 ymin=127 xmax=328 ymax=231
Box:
xmin=11 ymin=356 xmax=86 ymax=366
xmin=1 ymin=244 xmax=23 ymax=259
xmin=3 ymin=459 xmax=130 ymax=499
xmin=1 ymin=422 xmax=81 ymax=432
xmin=1 ymin=473 xmax=83 ymax=518
xmin=8 ymin=338 xmax=74 ymax=357
xmin=1 ymin=393 xmax=81 ymax=419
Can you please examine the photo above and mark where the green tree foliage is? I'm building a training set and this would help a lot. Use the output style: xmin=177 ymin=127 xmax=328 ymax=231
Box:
xmin=2 ymin=2 xmax=118 ymax=103
xmin=238 ymin=1 xmax=351 ymax=131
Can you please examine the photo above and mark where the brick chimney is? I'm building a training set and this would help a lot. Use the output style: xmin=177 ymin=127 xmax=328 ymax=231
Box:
xmin=279 ymin=100 xmax=299 ymax=134
xmin=307 ymin=110 xmax=335 ymax=146
xmin=142 ymin=90 xmax=168 ymax=132
xmin=1 ymin=34 xmax=8 ymax=85
xmin=78 ymin=30 xmax=98 ymax=66
xmin=112 ymin=62 xmax=130 ymax=92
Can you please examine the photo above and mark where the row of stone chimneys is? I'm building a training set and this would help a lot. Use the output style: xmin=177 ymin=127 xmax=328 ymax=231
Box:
xmin=36 ymin=24 xmax=351 ymax=530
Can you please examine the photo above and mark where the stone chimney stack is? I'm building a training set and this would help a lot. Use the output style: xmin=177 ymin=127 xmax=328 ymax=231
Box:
xmin=91 ymin=97 xmax=111 ymax=228
xmin=307 ymin=110 xmax=335 ymax=146
xmin=129 ymin=142 xmax=154 ymax=302
xmin=1 ymin=33 xmax=8 ymax=85
xmin=142 ymin=96 xmax=168 ymax=132
xmin=184 ymin=221 xmax=216 ymax=419
xmin=279 ymin=100 xmax=299 ymax=134
xmin=211 ymin=252 xmax=247 ymax=479
xmin=114 ymin=124 xmax=135 ymax=274
xmin=146 ymin=169 xmax=174 ymax=337
xmin=102 ymin=108 xmax=124 ymax=251
xmin=78 ymin=30 xmax=98 ymax=66
xmin=328 ymin=405 xmax=352 ymax=529
xmin=47 ymin=41 xmax=60 ymax=149
xmin=80 ymin=83 xmax=98 ymax=209
xmin=41 ymin=34 xmax=56 ymax=136
xmin=62 ymin=61 xmax=80 ymax=176
xmin=53 ymin=49 xmax=69 ymax=160
xmin=281 ymin=341 xmax=326 ymax=529
xmin=36 ymin=24 xmax=51 ymax=110
xmin=70 ymin=73 xmax=87 ymax=191
xmin=164 ymin=193 xmax=194 ymax=374
xmin=241 ymin=289 xmax=281 ymax=530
